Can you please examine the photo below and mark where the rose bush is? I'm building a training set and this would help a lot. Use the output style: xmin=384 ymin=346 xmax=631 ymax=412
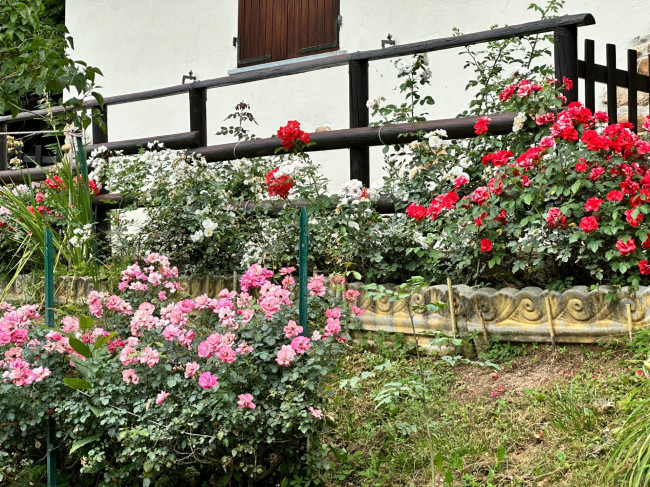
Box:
xmin=0 ymin=254 xmax=363 ymax=485
xmin=402 ymin=79 xmax=650 ymax=288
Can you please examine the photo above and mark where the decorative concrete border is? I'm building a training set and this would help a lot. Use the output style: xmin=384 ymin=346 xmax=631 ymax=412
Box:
xmin=4 ymin=276 xmax=646 ymax=344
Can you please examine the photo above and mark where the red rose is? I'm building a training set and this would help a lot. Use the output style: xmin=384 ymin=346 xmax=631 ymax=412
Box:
xmin=589 ymin=166 xmax=604 ymax=181
xmin=642 ymin=233 xmax=650 ymax=248
xmin=405 ymin=203 xmax=428 ymax=221
xmin=471 ymin=187 xmax=490 ymax=205
xmin=639 ymin=260 xmax=650 ymax=275
xmin=574 ymin=162 xmax=588 ymax=172
xmin=521 ymin=175 xmax=532 ymax=187
xmin=606 ymin=190 xmax=624 ymax=202
xmin=579 ymin=216 xmax=598 ymax=233
xmin=440 ymin=191 xmax=459 ymax=209
xmin=474 ymin=212 xmax=488 ymax=228
xmin=562 ymin=76 xmax=574 ymax=91
xmin=494 ymin=209 xmax=507 ymax=225
xmin=474 ymin=116 xmax=491 ymax=135
xmin=277 ymin=120 xmax=310 ymax=150
xmin=546 ymin=208 xmax=567 ymax=229
xmin=482 ymin=150 xmax=512 ymax=166
xmin=584 ymin=197 xmax=603 ymax=212
xmin=265 ymin=168 xmax=294 ymax=198
xmin=488 ymin=177 xmax=503 ymax=195
xmin=624 ymin=208 xmax=644 ymax=227
xmin=616 ymin=238 xmax=636 ymax=256
xmin=480 ymin=239 xmax=493 ymax=252
xmin=453 ymin=175 xmax=469 ymax=189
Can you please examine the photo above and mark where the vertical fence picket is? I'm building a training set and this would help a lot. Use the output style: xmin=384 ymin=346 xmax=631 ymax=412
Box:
xmin=554 ymin=25 xmax=578 ymax=103
xmin=91 ymin=107 xmax=108 ymax=145
xmin=349 ymin=60 xmax=370 ymax=187
xmin=606 ymin=44 xmax=617 ymax=123
xmin=628 ymin=49 xmax=638 ymax=132
xmin=0 ymin=123 xmax=7 ymax=171
xmin=44 ymin=228 xmax=57 ymax=487
xmin=299 ymin=207 xmax=308 ymax=336
xmin=189 ymin=87 xmax=208 ymax=148
xmin=584 ymin=39 xmax=596 ymax=112
xmin=90 ymin=109 xmax=112 ymax=256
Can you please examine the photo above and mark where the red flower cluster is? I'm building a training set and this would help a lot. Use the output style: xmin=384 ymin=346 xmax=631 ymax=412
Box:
xmin=73 ymin=176 xmax=100 ymax=195
xmin=480 ymin=239 xmax=493 ymax=252
xmin=498 ymin=78 xmax=543 ymax=102
xmin=579 ymin=216 xmax=598 ymax=233
xmin=43 ymin=176 xmax=65 ymax=190
xmin=546 ymin=208 xmax=567 ymax=229
xmin=277 ymin=120 xmax=310 ymax=150
xmin=482 ymin=150 xmax=513 ymax=166
xmin=405 ymin=203 xmax=428 ymax=221
xmin=265 ymin=168 xmax=294 ymax=199
xmin=474 ymin=116 xmax=491 ymax=135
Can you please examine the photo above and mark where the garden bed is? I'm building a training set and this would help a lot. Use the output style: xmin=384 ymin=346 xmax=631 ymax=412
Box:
xmin=5 ymin=274 xmax=647 ymax=344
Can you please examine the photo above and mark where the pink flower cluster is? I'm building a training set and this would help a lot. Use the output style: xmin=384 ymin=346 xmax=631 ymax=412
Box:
xmin=118 ymin=253 xmax=181 ymax=295
xmin=240 ymin=264 xmax=274 ymax=292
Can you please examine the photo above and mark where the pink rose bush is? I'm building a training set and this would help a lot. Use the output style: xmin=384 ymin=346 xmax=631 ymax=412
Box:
xmin=0 ymin=254 xmax=363 ymax=484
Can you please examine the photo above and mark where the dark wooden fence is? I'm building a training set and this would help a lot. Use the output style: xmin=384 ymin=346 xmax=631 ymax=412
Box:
xmin=0 ymin=13 xmax=596 ymax=183
xmin=578 ymin=39 xmax=650 ymax=131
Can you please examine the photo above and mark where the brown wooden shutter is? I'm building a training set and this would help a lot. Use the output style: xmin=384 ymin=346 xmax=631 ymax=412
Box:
xmin=237 ymin=0 xmax=340 ymax=68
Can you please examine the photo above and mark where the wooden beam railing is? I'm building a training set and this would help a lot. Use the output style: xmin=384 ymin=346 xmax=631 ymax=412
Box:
xmin=0 ymin=13 xmax=595 ymax=187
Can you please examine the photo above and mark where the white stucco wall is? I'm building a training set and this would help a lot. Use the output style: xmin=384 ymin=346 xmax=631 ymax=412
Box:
xmin=66 ymin=0 xmax=650 ymax=191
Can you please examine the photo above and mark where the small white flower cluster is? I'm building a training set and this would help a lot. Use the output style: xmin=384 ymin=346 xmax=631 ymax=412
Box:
xmin=68 ymin=224 xmax=93 ymax=247
xmin=426 ymin=129 xmax=449 ymax=150
xmin=190 ymin=217 xmax=218 ymax=242
xmin=338 ymin=179 xmax=380 ymax=205
xmin=441 ymin=165 xmax=470 ymax=183
xmin=366 ymin=96 xmax=387 ymax=111
xmin=394 ymin=53 xmax=431 ymax=81
xmin=512 ymin=112 xmax=528 ymax=133
xmin=275 ymin=155 xmax=308 ymax=178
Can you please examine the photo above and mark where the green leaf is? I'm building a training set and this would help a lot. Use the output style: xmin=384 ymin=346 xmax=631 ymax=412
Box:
xmin=63 ymin=378 xmax=92 ymax=390
xmin=78 ymin=315 xmax=94 ymax=330
xmin=70 ymin=434 xmax=101 ymax=454
xmin=68 ymin=336 xmax=92 ymax=358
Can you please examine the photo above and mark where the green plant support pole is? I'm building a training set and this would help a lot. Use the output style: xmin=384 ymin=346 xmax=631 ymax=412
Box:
xmin=299 ymin=207 xmax=308 ymax=336
xmin=44 ymin=228 xmax=57 ymax=487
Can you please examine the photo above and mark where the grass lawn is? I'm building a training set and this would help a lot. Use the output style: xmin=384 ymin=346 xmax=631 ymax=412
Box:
xmin=323 ymin=334 xmax=647 ymax=486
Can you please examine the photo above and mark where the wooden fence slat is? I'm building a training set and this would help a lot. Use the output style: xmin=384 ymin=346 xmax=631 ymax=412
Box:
xmin=0 ymin=123 xmax=7 ymax=171
xmin=584 ymin=39 xmax=596 ymax=111
xmin=628 ymin=49 xmax=638 ymax=132
xmin=92 ymin=107 xmax=108 ymax=144
xmin=554 ymin=25 xmax=578 ymax=103
xmin=349 ymin=60 xmax=369 ymax=186
xmin=606 ymin=43 xmax=617 ymax=123
xmin=189 ymin=88 xmax=208 ymax=147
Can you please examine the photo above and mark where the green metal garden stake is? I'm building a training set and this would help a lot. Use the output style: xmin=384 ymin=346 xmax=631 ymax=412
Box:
xmin=299 ymin=207 xmax=308 ymax=336
xmin=44 ymin=228 xmax=57 ymax=487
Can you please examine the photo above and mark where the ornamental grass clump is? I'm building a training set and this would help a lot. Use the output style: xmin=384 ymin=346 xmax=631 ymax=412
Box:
xmin=0 ymin=254 xmax=364 ymax=486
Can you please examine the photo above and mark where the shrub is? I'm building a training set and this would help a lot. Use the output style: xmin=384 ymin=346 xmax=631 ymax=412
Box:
xmin=0 ymin=255 xmax=364 ymax=485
